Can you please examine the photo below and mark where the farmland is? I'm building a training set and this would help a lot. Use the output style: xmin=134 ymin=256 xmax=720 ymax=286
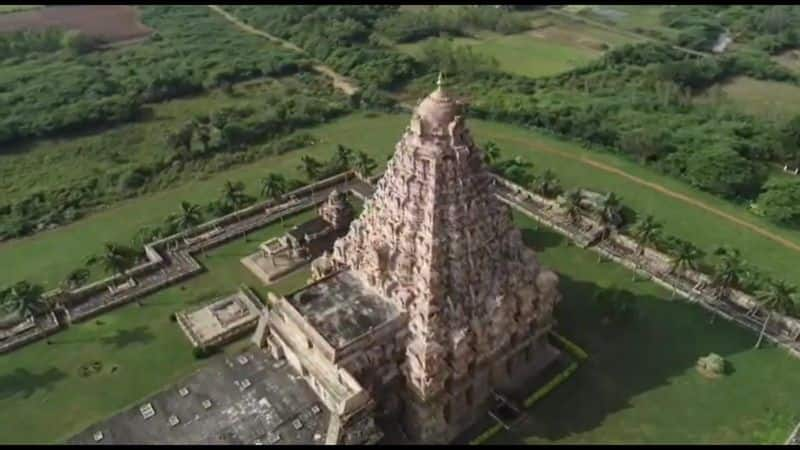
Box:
xmin=696 ymin=76 xmax=800 ymax=120
xmin=396 ymin=12 xmax=638 ymax=78
xmin=0 ymin=5 xmax=151 ymax=43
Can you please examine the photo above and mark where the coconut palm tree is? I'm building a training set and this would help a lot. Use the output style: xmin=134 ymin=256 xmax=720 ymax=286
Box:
xmin=260 ymin=173 xmax=287 ymax=203
xmin=483 ymin=141 xmax=501 ymax=166
xmin=753 ymin=279 xmax=798 ymax=349
xmin=561 ymin=189 xmax=583 ymax=226
xmin=221 ymin=180 xmax=248 ymax=211
xmin=333 ymin=144 xmax=354 ymax=172
xmin=2 ymin=281 xmax=48 ymax=333
xmin=88 ymin=243 xmax=138 ymax=281
xmin=709 ymin=246 xmax=744 ymax=302
xmin=631 ymin=215 xmax=662 ymax=256
xmin=170 ymin=201 xmax=203 ymax=234
xmin=630 ymin=215 xmax=662 ymax=280
xmin=298 ymin=155 xmax=323 ymax=181
xmin=261 ymin=173 xmax=288 ymax=227
xmin=669 ymin=240 xmax=704 ymax=277
xmin=354 ymin=151 xmax=377 ymax=180
xmin=533 ymin=169 xmax=562 ymax=198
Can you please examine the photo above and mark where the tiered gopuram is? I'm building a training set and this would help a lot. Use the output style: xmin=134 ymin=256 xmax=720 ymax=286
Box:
xmin=252 ymin=74 xmax=562 ymax=444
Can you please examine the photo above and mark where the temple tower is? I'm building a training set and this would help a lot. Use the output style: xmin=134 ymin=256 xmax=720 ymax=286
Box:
xmin=325 ymin=74 xmax=561 ymax=442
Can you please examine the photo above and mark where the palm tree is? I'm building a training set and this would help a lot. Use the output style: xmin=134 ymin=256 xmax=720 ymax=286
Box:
xmin=298 ymin=155 xmax=323 ymax=181
xmin=561 ymin=189 xmax=583 ymax=226
xmin=596 ymin=193 xmax=623 ymax=246
xmin=483 ymin=141 xmax=501 ymax=166
xmin=260 ymin=173 xmax=287 ymax=203
xmin=753 ymin=279 xmax=797 ymax=349
xmin=221 ymin=180 xmax=248 ymax=211
xmin=2 ymin=281 xmax=48 ymax=333
xmin=62 ymin=268 xmax=90 ymax=291
xmin=261 ymin=173 xmax=288 ymax=227
xmin=668 ymin=240 xmax=703 ymax=277
xmin=631 ymin=215 xmax=662 ymax=256
xmin=170 ymin=201 xmax=203 ymax=234
xmin=354 ymin=151 xmax=377 ymax=180
xmin=533 ymin=169 xmax=561 ymax=198
xmin=88 ymin=243 xmax=138 ymax=281
xmin=630 ymin=215 xmax=662 ymax=280
xmin=710 ymin=246 xmax=744 ymax=302
xmin=333 ymin=144 xmax=354 ymax=172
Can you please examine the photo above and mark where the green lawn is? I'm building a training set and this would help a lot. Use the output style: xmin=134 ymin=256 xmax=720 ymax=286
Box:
xmin=2 ymin=112 xmax=800 ymax=290
xmin=486 ymin=213 xmax=800 ymax=444
xmin=396 ymin=15 xmax=636 ymax=78
xmin=0 ymin=5 xmax=41 ymax=13
xmin=3 ymin=206 xmax=798 ymax=443
xmin=0 ymin=208 xmax=315 ymax=444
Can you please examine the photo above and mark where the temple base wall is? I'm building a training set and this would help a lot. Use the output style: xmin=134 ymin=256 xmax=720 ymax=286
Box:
xmin=400 ymin=332 xmax=560 ymax=444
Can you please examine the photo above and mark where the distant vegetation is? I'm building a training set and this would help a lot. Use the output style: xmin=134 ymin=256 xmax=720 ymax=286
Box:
xmin=0 ymin=5 xmax=307 ymax=147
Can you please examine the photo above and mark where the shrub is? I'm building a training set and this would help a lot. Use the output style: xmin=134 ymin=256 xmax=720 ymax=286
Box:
xmin=192 ymin=345 xmax=218 ymax=359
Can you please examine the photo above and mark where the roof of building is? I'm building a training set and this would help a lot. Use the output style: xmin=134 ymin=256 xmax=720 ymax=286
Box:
xmin=286 ymin=217 xmax=330 ymax=241
xmin=67 ymin=351 xmax=329 ymax=445
xmin=286 ymin=270 xmax=400 ymax=350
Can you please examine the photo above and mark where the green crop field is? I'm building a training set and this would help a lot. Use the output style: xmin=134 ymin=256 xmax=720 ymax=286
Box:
xmin=577 ymin=5 xmax=678 ymax=39
xmin=698 ymin=76 xmax=800 ymax=120
xmin=396 ymin=14 xmax=637 ymax=78
xmin=2 ymin=112 xmax=800 ymax=291
xmin=0 ymin=208 xmax=315 ymax=444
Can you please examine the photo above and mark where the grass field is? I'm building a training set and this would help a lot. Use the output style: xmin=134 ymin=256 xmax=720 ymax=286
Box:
xmin=577 ymin=5 xmax=678 ymax=40
xmin=485 ymin=213 xmax=800 ymax=444
xmin=698 ymin=76 xmax=800 ymax=120
xmin=774 ymin=50 xmax=800 ymax=74
xmin=2 ymin=207 xmax=798 ymax=443
xmin=0 ymin=208 xmax=315 ymax=444
xmin=396 ymin=14 xmax=636 ymax=78
xmin=2 ymin=112 xmax=800 ymax=290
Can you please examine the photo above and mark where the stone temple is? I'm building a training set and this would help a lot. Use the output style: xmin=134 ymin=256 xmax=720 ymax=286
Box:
xmin=251 ymin=74 xmax=562 ymax=444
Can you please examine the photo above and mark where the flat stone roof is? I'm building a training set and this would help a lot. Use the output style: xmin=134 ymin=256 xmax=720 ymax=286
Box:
xmin=68 ymin=350 xmax=329 ymax=445
xmin=287 ymin=217 xmax=329 ymax=242
xmin=177 ymin=291 xmax=261 ymax=348
xmin=287 ymin=270 xmax=399 ymax=350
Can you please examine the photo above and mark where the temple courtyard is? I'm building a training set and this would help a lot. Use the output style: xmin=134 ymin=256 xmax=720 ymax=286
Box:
xmin=1 ymin=205 xmax=799 ymax=443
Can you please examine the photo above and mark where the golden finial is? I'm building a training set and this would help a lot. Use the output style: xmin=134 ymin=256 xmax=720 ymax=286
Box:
xmin=437 ymin=71 xmax=444 ymax=88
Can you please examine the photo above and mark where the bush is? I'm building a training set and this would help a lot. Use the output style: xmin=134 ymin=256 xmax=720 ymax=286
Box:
xmin=169 ymin=312 xmax=177 ymax=322
xmin=684 ymin=146 xmax=767 ymax=200
xmin=756 ymin=179 xmax=800 ymax=227
xmin=192 ymin=345 xmax=218 ymax=359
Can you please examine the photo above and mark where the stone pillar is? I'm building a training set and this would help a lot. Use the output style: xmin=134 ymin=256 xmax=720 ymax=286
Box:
xmin=251 ymin=313 xmax=269 ymax=348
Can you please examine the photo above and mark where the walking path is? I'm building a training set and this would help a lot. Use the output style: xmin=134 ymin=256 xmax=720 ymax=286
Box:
xmin=208 ymin=5 xmax=359 ymax=96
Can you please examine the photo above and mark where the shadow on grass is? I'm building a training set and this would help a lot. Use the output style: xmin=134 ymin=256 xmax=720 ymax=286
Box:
xmin=0 ymin=367 xmax=68 ymax=400
xmin=490 ymin=273 xmax=755 ymax=444
xmin=99 ymin=326 xmax=155 ymax=350
xmin=521 ymin=227 xmax=564 ymax=252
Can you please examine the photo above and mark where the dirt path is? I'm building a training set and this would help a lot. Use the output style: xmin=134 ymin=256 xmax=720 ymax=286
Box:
xmin=208 ymin=5 xmax=359 ymax=96
xmin=500 ymin=133 xmax=800 ymax=253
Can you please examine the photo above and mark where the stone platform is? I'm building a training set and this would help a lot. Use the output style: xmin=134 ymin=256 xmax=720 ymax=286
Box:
xmin=176 ymin=289 xmax=262 ymax=349
xmin=68 ymin=350 xmax=331 ymax=445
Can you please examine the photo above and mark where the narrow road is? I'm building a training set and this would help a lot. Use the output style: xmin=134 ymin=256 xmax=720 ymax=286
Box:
xmin=547 ymin=7 xmax=711 ymax=58
xmin=208 ymin=5 xmax=359 ymax=96
xmin=499 ymin=133 xmax=800 ymax=253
